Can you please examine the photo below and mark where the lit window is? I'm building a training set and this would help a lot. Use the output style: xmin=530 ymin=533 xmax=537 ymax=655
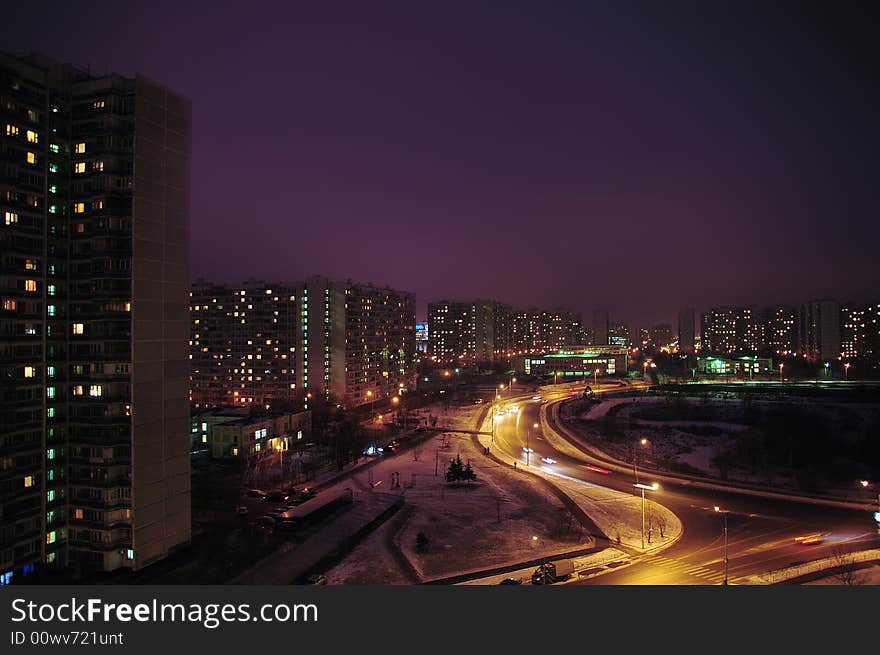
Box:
xmin=26 ymin=151 xmax=36 ymax=164
xmin=74 ymin=202 xmax=85 ymax=213
xmin=75 ymin=142 xmax=86 ymax=154
xmin=72 ymin=323 xmax=84 ymax=334
xmin=89 ymin=384 xmax=102 ymax=397
xmin=47 ymin=284 xmax=56 ymax=296
xmin=47 ymin=490 xmax=56 ymax=502
xmin=93 ymin=100 xmax=105 ymax=109
xmin=24 ymin=475 xmax=34 ymax=488
xmin=47 ymin=448 xmax=55 ymax=460
xmin=46 ymin=386 xmax=55 ymax=399
xmin=25 ymin=279 xmax=36 ymax=292
xmin=74 ymin=162 xmax=86 ymax=174
xmin=5 ymin=123 xmax=19 ymax=136
xmin=93 ymin=199 xmax=104 ymax=210
xmin=26 ymin=129 xmax=38 ymax=143
xmin=46 ymin=553 xmax=56 ymax=564
xmin=47 ymin=407 xmax=56 ymax=418
xmin=49 ymin=184 xmax=57 ymax=194
xmin=49 ymin=163 xmax=58 ymax=173
xmin=2 ymin=299 xmax=15 ymax=311
xmin=47 ymin=366 xmax=55 ymax=378
xmin=72 ymin=385 xmax=83 ymax=396
xmin=74 ymin=508 xmax=83 ymax=520
xmin=46 ymin=532 xmax=56 ymax=545
xmin=24 ymin=366 xmax=35 ymax=378
xmin=4 ymin=210 xmax=18 ymax=225
xmin=47 ymin=305 xmax=56 ymax=317
xmin=49 ymin=143 xmax=59 ymax=153
xmin=94 ymin=161 xmax=104 ymax=172
xmin=126 ymin=549 xmax=134 ymax=560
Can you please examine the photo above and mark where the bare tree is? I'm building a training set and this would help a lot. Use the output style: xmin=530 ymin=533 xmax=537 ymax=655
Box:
xmin=830 ymin=548 xmax=864 ymax=586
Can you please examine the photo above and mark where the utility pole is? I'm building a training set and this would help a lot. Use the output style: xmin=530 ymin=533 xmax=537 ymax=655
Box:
xmin=715 ymin=506 xmax=729 ymax=585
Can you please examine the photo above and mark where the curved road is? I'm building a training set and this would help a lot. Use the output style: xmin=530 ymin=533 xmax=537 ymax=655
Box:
xmin=489 ymin=383 xmax=880 ymax=584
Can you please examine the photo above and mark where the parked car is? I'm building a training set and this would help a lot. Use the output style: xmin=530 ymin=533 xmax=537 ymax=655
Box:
xmin=246 ymin=488 xmax=266 ymax=499
xmin=307 ymin=574 xmax=327 ymax=585
xmin=498 ymin=578 xmax=522 ymax=585
xmin=263 ymin=490 xmax=290 ymax=503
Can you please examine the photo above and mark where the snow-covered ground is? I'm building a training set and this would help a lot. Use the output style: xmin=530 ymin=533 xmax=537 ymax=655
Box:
xmin=738 ymin=548 xmax=880 ymax=585
xmin=325 ymin=402 xmax=592 ymax=584
xmin=459 ymin=547 xmax=630 ymax=585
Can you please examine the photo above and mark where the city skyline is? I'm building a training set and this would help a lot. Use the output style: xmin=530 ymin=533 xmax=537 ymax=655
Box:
xmin=2 ymin=3 xmax=878 ymax=327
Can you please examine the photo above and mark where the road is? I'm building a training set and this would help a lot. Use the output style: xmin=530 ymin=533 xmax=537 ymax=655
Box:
xmin=489 ymin=382 xmax=880 ymax=584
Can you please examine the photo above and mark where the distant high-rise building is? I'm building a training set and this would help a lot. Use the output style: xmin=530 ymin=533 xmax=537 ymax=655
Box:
xmin=491 ymin=302 xmax=513 ymax=359
xmin=593 ymin=310 xmax=609 ymax=346
xmin=701 ymin=307 xmax=763 ymax=354
xmin=512 ymin=310 xmax=541 ymax=353
xmin=677 ymin=308 xmax=695 ymax=354
xmin=798 ymin=299 xmax=841 ymax=362
xmin=864 ymin=302 xmax=880 ymax=372
xmin=428 ymin=300 xmax=495 ymax=364
xmin=649 ymin=324 xmax=674 ymax=350
xmin=840 ymin=305 xmax=865 ymax=360
xmin=767 ymin=306 xmax=797 ymax=354
xmin=1 ymin=52 xmax=192 ymax=576
xmin=608 ymin=322 xmax=631 ymax=348
xmin=191 ymin=278 xmax=415 ymax=410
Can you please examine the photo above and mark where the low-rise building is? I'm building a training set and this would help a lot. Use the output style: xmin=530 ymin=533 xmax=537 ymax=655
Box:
xmin=696 ymin=356 xmax=772 ymax=376
xmin=191 ymin=409 xmax=312 ymax=459
xmin=513 ymin=345 xmax=628 ymax=378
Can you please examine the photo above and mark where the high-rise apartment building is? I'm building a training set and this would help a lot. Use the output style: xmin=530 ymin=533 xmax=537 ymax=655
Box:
xmin=427 ymin=300 xmax=494 ymax=364
xmin=1 ymin=53 xmax=191 ymax=578
xmin=593 ymin=310 xmax=609 ymax=346
xmin=190 ymin=278 xmax=415 ymax=410
xmin=767 ymin=306 xmax=797 ymax=354
xmin=840 ymin=305 xmax=865 ymax=360
xmin=677 ymin=308 xmax=695 ymax=354
xmin=798 ymin=299 xmax=841 ymax=362
xmin=700 ymin=307 xmax=763 ymax=354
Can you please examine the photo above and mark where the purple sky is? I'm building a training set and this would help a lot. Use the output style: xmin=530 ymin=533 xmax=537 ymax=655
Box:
xmin=5 ymin=2 xmax=878 ymax=326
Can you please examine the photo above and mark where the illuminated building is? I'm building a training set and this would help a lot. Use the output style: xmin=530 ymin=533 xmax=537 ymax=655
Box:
xmin=798 ymin=299 xmax=840 ymax=362
xmin=191 ymin=278 xmax=415 ymax=410
xmin=1 ymin=53 xmax=191 ymax=576
xmin=514 ymin=345 xmax=628 ymax=378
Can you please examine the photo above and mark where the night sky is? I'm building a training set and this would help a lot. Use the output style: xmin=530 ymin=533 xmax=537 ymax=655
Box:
xmin=4 ymin=2 xmax=878 ymax=326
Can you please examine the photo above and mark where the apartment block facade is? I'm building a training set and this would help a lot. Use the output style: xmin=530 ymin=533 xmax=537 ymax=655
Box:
xmin=0 ymin=53 xmax=191 ymax=580
xmin=190 ymin=278 xmax=415 ymax=411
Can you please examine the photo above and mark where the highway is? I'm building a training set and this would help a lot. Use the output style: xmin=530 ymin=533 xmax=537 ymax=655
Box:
xmin=488 ymin=382 xmax=880 ymax=584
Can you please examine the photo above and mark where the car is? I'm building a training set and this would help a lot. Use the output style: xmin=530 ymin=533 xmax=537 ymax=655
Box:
xmin=794 ymin=533 xmax=829 ymax=545
xmin=263 ymin=491 xmax=290 ymax=503
xmin=586 ymin=464 xmax=611 ymax=475
xmin=234 ymin=505 xmax=249 ymax=516
xmin=522 ymin=447 xmax=534 ymax=453
xmin=496 ymin=411 xmax=505 ymax=418
xmin=307 ymin=574 xmax=327 ymax=586
xmin=498 ymin=578 xmax=522 ymax=585
xmin=532 ymin=395 xmax=542 ymax=401
xmin=474 ymin=399 xmax=484 ymax=404
xmin=541 ymin=457 xmax=557 ymax=465
xmin=246 ymin=488 xmax=266 ymax=499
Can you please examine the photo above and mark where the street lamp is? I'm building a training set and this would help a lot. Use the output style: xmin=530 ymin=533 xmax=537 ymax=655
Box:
xmin=634 ymin=482 xmax=659 ymax=550
xmin=366 ymin=390 xmax=374 ymax=422
xmin=779 ymin=362 xmax=784 ymax=382
xmin=825 ymin=362 xmax=830 ymax=379
xmin=593 ymin=368 xmax=599 ymax=388
xmin=632 ymin=438 xmax=649 ymax=484
xmin=526 ymin=422 xmax=538 ymax=467
xmin=845 ymin=362 xmax=851 ymax=380
xmin=714 ymin=506 xmax=729 ymax=585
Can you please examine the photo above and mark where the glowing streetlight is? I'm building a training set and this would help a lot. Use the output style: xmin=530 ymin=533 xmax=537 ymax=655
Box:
xmin=634 ymin=482 xmax=660 ymax=550
xmin=779 ymin=362 xmax=784 ymax=382
xmin=366 ymin=390 xmax=374 ymax=421
xmin=526 ymin=422 xmax=539 ymax=466
xmin=714 ymin=506 xmax=729 ymax=585
xmin=845 ymin=362 xmax=851 ymax=380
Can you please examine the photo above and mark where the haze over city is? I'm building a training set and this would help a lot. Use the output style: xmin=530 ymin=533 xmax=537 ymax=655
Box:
xmin=3 ymin=1 xmax=878 ymax=326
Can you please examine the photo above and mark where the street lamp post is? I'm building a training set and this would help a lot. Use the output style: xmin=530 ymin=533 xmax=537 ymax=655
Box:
xmin=594 ymin=368 xmax=599 ymax=388
xmin=366 ymin=390 xmax=374 ymax=422
xmin=634 ymin=482 xmax=659 ymax=550
xmin=526 ymin=422 xmax=538 ymax=467
xmin=779 ymin=363 xmax=784 ymax=382
xmin=714 ymin=506 xmax=729 ymax=585
xmin=845 ymin=362 xmax=851 ymax=380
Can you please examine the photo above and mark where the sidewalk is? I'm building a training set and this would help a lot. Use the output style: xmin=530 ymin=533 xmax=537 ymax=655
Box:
xmin=736 ymin=548 xmax=880 ymax=585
